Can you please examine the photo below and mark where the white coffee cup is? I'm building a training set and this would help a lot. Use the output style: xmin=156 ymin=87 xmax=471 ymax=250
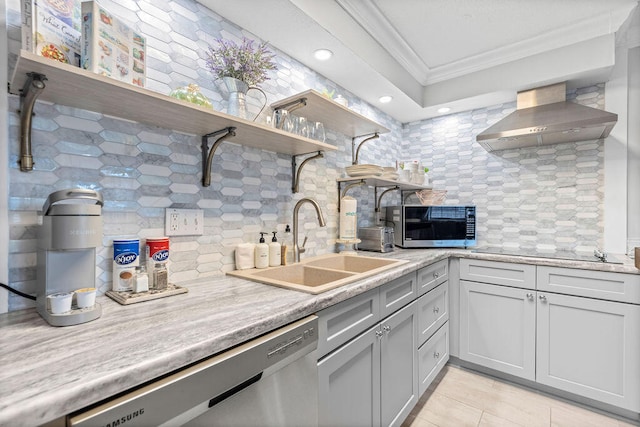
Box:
xmin=75 ymin=287 xmax=97 ymax=309
xmin=48 ymin=292 xmax=73 ymax=314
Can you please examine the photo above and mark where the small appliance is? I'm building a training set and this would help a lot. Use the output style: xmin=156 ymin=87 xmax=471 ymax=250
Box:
xmin=36 ymin=188 xmax=103 ymax=326
xmin=357 ymin=226 xmax=395 ymax=253
xmin=384 ymin=205 xmax=476 ymax=248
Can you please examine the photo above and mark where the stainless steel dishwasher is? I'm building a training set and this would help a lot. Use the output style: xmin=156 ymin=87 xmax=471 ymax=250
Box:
xmin=69 ymin=316 xmax=319 ymax=427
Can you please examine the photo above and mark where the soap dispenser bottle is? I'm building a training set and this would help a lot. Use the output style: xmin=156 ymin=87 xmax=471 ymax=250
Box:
xmin=281 ymin=224 xmax=293 ymax=265
xmin=269 ymin=232 xmax=281 ymax=267
xmin=255 ymin=232 xmax=269 ymax=269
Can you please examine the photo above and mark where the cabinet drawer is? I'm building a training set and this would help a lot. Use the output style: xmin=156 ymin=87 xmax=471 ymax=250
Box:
xmin=317 ymin=288 xmax=380 ymax=358
xmin=417 ymin=282 xmax=449 ymax=347
xmin=537 ymin=266 xmax=640 ymax=304
xmin=379 ymin=272 xmax=418 ymax=319
xmin=460 ymin=258 xmax=535 ymax=289
xmin=417 ymin=259 xmax=448 ymax=296
xmin=418 ymin=322 xmax=449 ymax=397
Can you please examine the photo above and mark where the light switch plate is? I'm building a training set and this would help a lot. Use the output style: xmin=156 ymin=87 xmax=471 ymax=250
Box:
xmin=165 ymin=208 xmax=204 ymax=236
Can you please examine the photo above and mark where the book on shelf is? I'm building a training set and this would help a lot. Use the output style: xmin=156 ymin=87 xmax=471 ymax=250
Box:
xmin=81 ymin=0 xmax=146 ymax=88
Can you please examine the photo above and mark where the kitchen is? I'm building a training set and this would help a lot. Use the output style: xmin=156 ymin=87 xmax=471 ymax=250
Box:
xmin=1 ymin=0 xmax=640 ymax=426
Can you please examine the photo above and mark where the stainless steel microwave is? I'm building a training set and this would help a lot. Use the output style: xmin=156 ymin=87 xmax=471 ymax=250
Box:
xmin=384 ymin=205 xmax=476 ymax=248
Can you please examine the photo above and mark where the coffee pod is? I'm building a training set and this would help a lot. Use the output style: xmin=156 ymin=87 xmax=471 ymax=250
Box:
xmin=47 ymin=292 xmax=73 ymax=314
xmin=75 ymin=287 xmax=97 ymax=309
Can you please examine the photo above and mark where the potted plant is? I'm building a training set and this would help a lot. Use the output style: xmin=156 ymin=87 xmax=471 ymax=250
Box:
xmin=206 ymin=37 xmax=278 ymax=120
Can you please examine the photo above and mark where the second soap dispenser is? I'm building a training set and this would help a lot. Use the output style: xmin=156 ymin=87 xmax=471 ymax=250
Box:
xmin=269 ymin=231 xmax=281 ymax=267
xmin=255 ymin=232 xmax=269 ymax=269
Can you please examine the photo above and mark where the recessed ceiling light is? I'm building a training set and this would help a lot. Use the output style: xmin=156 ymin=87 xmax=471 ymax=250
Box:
xmin=437 ymin=107 xmax=451 ymax=114
xmin=379 ymin=95 xmax=393 ymax=103
xmin=314 ymin=49 xmax=333 ymax=61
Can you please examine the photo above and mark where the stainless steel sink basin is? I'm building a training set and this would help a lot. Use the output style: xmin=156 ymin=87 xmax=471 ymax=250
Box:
xmin=227 ymin=253 xmax=407 ymax=294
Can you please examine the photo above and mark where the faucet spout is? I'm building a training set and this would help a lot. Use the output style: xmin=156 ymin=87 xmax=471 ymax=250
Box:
xmin=293 ymin=198 xmax=326 ymax=263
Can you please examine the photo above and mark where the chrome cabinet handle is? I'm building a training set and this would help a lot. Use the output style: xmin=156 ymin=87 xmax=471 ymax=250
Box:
xmin=526 ymin=293 xmax=534 ymax=301
xmin=433 ymin=306 xmax=440 ymax=314
xmin=434 ymin=351 xmax=440 ymax=358
xmin=375 ymin=330 xmax=384 ymax=339
xmin=538 ymin=294 xmax=547 ymax=302
xmin=433 ymin=272 xmax=439 ymax=278
xmin=383 ymin=325 xmax=391 ymax=333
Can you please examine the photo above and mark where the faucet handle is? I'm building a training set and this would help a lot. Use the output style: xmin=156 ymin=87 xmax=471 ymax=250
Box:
xmin=299 ymin=236 xmax=308 ymax=254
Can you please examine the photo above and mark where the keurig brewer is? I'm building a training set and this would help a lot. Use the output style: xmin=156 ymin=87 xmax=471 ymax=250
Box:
xmin=36 ymin=189 xmax=103 ymax=326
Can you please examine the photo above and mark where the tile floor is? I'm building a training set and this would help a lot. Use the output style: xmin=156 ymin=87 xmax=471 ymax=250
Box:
xmin=402 ymin=365 xmax=639 ymax=427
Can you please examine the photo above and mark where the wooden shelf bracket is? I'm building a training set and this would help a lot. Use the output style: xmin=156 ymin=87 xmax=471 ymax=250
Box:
xmin=201 ymin=127 xmax=236 ymax=187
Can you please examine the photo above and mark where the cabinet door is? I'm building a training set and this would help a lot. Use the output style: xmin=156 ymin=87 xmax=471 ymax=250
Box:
xmin=536 ymin=293 xmax=640 ymax=412
xmin=418 ymin=322 xmax=449 ymax=397
xmin=417 ymin=259 xmax=448 ymax=296
xmin=380 ymin=301 xmax=418 ymax=427
xmin=460 ymin=280 xmax=536 ymax=380
xmin=379 ymin=272 xmax=417 ymax=319
xmin=417 ymin=282 xmax=449 ymax=347
xmin=318 ymin=324 xmax=381 ymax=427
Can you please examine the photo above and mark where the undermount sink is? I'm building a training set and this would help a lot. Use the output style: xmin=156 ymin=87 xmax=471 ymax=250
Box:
xmin=227 ymin=253 xmax=408 ymax=294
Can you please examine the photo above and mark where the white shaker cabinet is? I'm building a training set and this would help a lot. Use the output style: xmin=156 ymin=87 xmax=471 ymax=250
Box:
xmin=318 ymin=321 xmax=380 ymax=427
xmin=459 ymin=280 xmax=536 ymax=380
xmin=318 ymin=300 xmax=418 ymax=427
xmin=459 ymin=259 xmax=640 ymax=414
xmin=536 ymin=269 xmax=640 ymax=413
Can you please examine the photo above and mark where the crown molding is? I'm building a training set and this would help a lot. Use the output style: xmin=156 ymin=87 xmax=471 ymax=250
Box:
xmin=425 ymin=5 xmax=636 ymax=84
xmin=335 ymin=0 xmax=635 ymax=87
xmin=335 ymin=0 xmax=431 ymax=84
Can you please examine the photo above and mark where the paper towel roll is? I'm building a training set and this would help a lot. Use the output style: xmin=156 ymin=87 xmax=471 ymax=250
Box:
xmin=339 ymin=196 xmax=357 ymax=240
xmin=235 ymin=243 xmax=256 ymax=270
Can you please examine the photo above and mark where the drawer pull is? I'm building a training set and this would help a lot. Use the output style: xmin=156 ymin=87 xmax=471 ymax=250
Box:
xmin=433 ymin=272 xmax=439 ymax=278
xmin=433 ymin=306 xmax=440 ymax=314
xmin=375 ymin=330 xmax=384 ymax=339
xmin=526 ymin=293 xmax=534 ymax=301
xmin=434 ymin=351 xmax=440 ymax=359
xmin=538 ymin=294 xmax=548 ymax=303
xmin=383 ymin=325 xmax=391 ymax=333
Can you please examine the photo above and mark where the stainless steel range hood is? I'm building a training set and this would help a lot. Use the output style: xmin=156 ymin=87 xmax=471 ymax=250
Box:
xmin=476 ymin=82 xmax=618 ymax=151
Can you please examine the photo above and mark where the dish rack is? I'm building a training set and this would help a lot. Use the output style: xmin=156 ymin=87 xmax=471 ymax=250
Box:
xmin=415 ymin=189 xmax=447 ymax=205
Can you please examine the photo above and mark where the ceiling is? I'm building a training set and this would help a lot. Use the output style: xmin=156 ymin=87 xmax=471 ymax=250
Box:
xmin=200 ymin=0 xmax=639 ymax=123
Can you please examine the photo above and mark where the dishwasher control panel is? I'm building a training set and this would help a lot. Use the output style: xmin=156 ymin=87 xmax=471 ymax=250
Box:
xmin=267 ymin=326 xmax=314 ymax=358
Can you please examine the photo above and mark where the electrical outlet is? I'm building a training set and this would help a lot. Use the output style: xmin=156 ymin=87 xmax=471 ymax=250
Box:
xmin=165 ymin=208 xmax=204 ymax=236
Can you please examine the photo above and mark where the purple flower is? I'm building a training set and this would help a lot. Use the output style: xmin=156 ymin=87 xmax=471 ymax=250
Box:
xmin=206 ymin=37 xmax=278 ymax=86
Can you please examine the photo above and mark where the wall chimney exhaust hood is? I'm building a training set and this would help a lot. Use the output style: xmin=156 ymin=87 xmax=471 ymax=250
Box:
xmin=476 ymin=82 xmax=618 ymax=151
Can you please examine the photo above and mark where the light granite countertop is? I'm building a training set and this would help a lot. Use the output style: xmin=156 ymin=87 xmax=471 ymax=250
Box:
xmin=0 ymin=249 xmax=638 ymax=426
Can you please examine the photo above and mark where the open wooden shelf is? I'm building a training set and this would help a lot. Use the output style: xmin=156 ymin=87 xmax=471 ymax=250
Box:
xmin=10 ymin=51 xmax=336 ymax=156
xmin=271 ymin=89 xmax=390 ymax=137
